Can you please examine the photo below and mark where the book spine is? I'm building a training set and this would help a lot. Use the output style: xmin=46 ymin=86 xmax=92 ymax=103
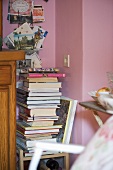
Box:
xmin=28 ymin=73 xmax=43 ymax=78
xmin=28 ymin=73 xmax=65 ymax=78
xmin=47 ymin=73 xmax=66 ymax=78
xmin=19 ymin=105 xmax=31 ymax=116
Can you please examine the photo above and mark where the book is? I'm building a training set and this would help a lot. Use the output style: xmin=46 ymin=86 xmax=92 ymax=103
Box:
xmin=20 ymin=73 xmax=43 ymax=78
xmin=17 ymin=93 xmax=61 ymax=101
xmin=17 ymin=127 xmax=60 ymax=135
xmin=19 ymin=113 xmax=59 ymax=121
xmin=23 ymin=81 xmax=62 ymax=89
xmin=23 ymin=120 xmax=54 ymax=127
xmin=17 ymin=101 xmax=59 ymax=109
xmin=18 ymin=105 xmax=57 ymax=117
xmin=17 ymin=86 xmax=61 ymax=94
xmin=23 ymin=151 xmax=56 ymax=157
xmin=21 ymin=77 xmax=58 ymax=83
xmin=16 ymin=136 xmax=57 ymax=148
xmin=16 ymin=131 xmax=53 ymax=140
xmin=17 ymin=92 xmax=62 ymax=98
xmin=16 ymin=120 xmax=62 ymax=131
xmin=19 ymin=73 xmax=65 ymax=78
xmin=17 ymin=97 xmax=60 ymax=105
xmin=55 ymin=96 xmax=78 ymax=144
xmin=17 ymin=130 xmax=58 ymax=138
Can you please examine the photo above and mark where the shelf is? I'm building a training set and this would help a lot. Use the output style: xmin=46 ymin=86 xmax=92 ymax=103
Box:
xmin=16 ymin=146 xmax=69 ymax=170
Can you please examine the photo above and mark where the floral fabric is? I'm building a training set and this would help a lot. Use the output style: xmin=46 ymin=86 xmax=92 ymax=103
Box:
xmin=71 ymin=116 xmax=113 ymax=170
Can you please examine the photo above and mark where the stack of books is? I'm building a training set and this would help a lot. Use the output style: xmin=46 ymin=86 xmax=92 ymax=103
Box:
xmin=16 ymin=71 xmax=65 ymax=156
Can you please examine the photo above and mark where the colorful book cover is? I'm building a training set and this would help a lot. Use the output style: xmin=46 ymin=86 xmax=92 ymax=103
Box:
xmin=33 ymin=5 xmax=45 ymax=23
xmin=9 ymin=0 xmax=33 ymax=16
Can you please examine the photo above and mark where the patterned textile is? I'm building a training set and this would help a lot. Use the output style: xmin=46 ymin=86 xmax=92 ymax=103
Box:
xmin=71 ymin=116 xmax=113 ymax=170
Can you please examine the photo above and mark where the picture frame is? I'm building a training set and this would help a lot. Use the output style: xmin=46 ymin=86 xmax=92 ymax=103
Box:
xmin=55 ymin=96 xmax=78 ymax=144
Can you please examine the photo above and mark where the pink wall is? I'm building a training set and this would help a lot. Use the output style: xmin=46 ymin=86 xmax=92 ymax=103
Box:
xmin=55 ymin=0 xmax=83 ymax=165
xmin=82 ymin=0 xmax=113 ymax=144
xmin=55 ymin=0 xmax=113 ymax=146
xmin=55 ymin=0 xmax=83 ymax=140
xmin=3 ymin=0 xmax=56 ymax=67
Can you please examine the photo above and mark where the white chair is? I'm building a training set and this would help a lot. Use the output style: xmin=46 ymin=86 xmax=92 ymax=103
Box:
xmin=29 ymin=115 xmax=113 ymax=170
xmin=28 ymin=142 xmax=85 ymax=170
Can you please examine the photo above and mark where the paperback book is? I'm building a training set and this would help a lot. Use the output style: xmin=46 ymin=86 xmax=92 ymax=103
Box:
xmin=17 ymin=96 xmax=60 ymax=105
xmin=17 ymin=86 xmax=60 ymax=93
xmin=17 ymin=101 xmax=59 ymax=109
xmin=17 ymin=87 xmax=62 ymax=96
xmin=16 ymin=120 xmax=62 ymax=130
xmin=23 ymin=81 xmax=62 ymax=89
xmin=18 ymin=105 xmax=57 ymax=117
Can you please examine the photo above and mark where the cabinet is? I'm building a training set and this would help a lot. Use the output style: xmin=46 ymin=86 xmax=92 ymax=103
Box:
xmin=0 ymin=50 xmax=25 ymax=170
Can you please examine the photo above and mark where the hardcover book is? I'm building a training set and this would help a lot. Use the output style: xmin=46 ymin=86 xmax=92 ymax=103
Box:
xmin=21 ymin=77 xmax=58 ymax=83
xmin=17 ymin=94 xmax=60 ymax=101
xmin=17 ymin=96 xmax=60 ymax=105
xmin=23 ymin=81 xmax=62 ymax=89
xmin=16 ymin=120 xmax=62 ymax=130
xmin=17 ymin=86 xmax=60 ymax=93
xmin=17 ymin=87 xmax=61 ymax=95
xmin=18 ymin=105 xmax=57 ymax=117
xmin=19 ymin=112 xmax=59 ymax=122
xmin=19 ymin=72 xmax=65 ymax=78
xmin=16 ymin=136 xmax=57 ymax=148
xmin=17 ymin=101 xmax=59 ymax=109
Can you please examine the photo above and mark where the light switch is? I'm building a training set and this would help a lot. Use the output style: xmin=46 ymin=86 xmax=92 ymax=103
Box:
xmin=64 ymin=55 xmax=70 ymax=67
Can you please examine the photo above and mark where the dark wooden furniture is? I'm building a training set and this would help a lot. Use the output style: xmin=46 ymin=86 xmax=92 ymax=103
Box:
xmin=0 ymin=50 xmax=25 ymax=170
xmin=0 ymin=2 xmax=25 ymax=169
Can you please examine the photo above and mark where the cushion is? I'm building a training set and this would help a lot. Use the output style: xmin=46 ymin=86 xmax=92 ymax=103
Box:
xmin=71 ymin=116 xmax=113 ymax=170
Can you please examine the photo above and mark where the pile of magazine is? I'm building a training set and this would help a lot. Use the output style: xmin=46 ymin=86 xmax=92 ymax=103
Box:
xmin=4 ymin=22 xmax=48 ymax=50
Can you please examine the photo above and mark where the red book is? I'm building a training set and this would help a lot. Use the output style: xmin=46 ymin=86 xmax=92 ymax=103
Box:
xmin=47 ymin=73 xmax=65 ymax=78
xmin=20 ymin=72 xmax=65 ymax=78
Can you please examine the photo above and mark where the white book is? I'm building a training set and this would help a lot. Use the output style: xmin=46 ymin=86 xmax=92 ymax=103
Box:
xmin=28 ymin=92 xmax=62 ymax=97
xmin=16 ymin=136 xmax=57 ymax=148
xmin=26 ymin=96 xmax=60 ymax=101
xmin=17 ymin=101 xmax=59 ymax=109
xmin=17 ymin=86 xmax=60 ymax=92
xmin=24 ymin=129 xmax=60 ymax=135
xmin=26 ymin=100 xmax=60 ymax=105
xmin=23 ymin=81 xmax=62 ymax=89
xmin=27 ymin=96 xmax=60 ymax=100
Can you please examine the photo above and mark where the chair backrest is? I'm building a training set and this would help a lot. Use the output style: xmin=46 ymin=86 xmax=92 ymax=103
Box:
xmin=28 ymin=142 xmax=85 ymax=170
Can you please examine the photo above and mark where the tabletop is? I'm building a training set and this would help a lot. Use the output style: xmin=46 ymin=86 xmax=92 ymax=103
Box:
xmin=79 ymin=101 xmax=109 ymax=114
